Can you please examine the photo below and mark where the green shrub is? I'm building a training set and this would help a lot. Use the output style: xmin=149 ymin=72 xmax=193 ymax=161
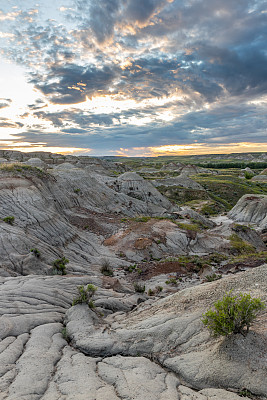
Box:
xmin=202 ymin=292 xmax=265 ymax=337
xmin=205 ymin=273 xmax=222 ymax=282
xmin=244 ymin=171 xmax=254 ymax=180
xmin=3 ymin=216 xmax=15 ymax=225
xmin=30 ymin=248 xmax=40 ymax=258
xmin=238 ymin=389 xmax=253 ymax=398
xmin=53 ymin=256 xmax=69 ymax=275
xmin=125 ymin=264 xmax=136 ymax=273
xmin=165 ymin=278 xmax=178 ymax=285
xmin=232 ymin=224 xmax=250 ymax=233
xmin=72 ymin=284 xmax=97 ymax=307
xmin=133 ymin=282 xmax=146 ymax=293
xmin=100 ymin=259 xmax=114 ymax=276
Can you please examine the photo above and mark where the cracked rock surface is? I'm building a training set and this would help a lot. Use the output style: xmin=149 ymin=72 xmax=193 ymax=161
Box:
xmin=0 ymin=271 xmax=260 ymax=399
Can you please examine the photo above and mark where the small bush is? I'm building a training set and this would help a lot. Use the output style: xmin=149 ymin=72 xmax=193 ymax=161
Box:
xmin=202 ymin=292 xmax=265 ymax=337
xmin=244 ymin=171 xmax=254 ymax=180
xmin=205 ymin=273 xmax=222 ymax=282
xmin=125 ymin=264 xmax=136 ymax=273
xmin=232 ymin=224 xmax=250 ymax=233
xmin=134 ymin=282 xmax=146 ymax=293
xmin=30 ymin=248 xmax=40 ymax=258
xmin=53 ymin=256 xmax=69 ymax=275
xmin=176 ymin=222 xmax=200 ymax=232
xmin=148 ymin=286 xmax=163 ymax=296
xmin=238 ymin=389 xmax=253 ymax=398
xmin=72 ymin=284 xmax=97 ymax=307
xmin=100 ymin=259 xmax=114 ymax=276
xmin=3 ymin=216 xmax=15 ymax=225
xmin=165 ymin=277 xmax=178 ymax=285
xmin=62 ymin=327 xmax=71 ymax=343
xmin=133 ymin=216 xmax=151 ymax=222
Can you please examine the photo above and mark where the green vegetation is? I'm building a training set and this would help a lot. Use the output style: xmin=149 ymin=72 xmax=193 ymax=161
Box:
xmin=205 ymin=273 xmax=222 ymax=282
xmin=165 ymin=277 xmax=178 ymax=285
xmin=176 ymin=222 xmax=200 ymax=232
xmin=73 ymin=188 xmax=81 ymax=194
xmin=72 ymin=284 xmax=97 ymax=308
xmin=53 ymin=256 xmax=69 ymax=275
xmin=232 ymin=224 xmax=250 ymax=233
xmin=100 ymin=259 xmax=114 ymax=276
xmin=133 ymin=282 xmax=146 ymax=293
xmin=147 ymin=286 xmax=163 ymax=296
xmin=158 ymin=185 xmax=208 ymax=205
xmin=238 ymin=389 xmax=253 ymax=398
xmin=194 ymin=174 xmax=267 ymax=212
xmin=132 ymin=216 xmax=151 ymax=222
xmin=244 ymin=171 xmax=254 ymax=180
xmin=202 ymin=292 xmax=265 ymax=337
xmin=125 ymin=264 xmax=137 ymax=273
xmin=197 ymin=161 xmax=267 ymax=169
xmin=0 ymin=163 xmax=49 ymax=179
xmin=30 ymin=248 xmax=41 ymax=258
xmin=2 ymin=216 xmax=15 ymax=225
xmin=229 ymin=234 xmax=255 ymax=255
xmin=61 ymin=327 xmax=70 ymax=343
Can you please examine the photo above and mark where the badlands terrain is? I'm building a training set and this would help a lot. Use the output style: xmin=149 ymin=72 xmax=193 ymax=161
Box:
xmin=0 ymin=150 xmax=266 ymax=400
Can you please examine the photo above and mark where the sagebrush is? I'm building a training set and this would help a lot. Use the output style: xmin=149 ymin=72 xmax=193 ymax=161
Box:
xmin=202 ymin=291 xmax=265 ymax=337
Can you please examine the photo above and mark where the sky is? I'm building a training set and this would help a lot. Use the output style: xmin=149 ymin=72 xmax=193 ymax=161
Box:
xmin=0 ymin=0 xmax=267 ymax=157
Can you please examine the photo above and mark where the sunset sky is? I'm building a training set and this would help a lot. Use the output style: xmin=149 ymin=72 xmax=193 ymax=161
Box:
xmin=0 ymin=0 xmax=267 ymax=156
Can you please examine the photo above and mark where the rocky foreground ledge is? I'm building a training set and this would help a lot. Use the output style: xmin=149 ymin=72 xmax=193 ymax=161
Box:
xmin=0 ymin=265 xmax=266 ymax=400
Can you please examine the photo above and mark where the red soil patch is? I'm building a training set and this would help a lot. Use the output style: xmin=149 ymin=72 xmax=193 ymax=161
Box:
xmin=132 ymin=261 xmax=197 ymax=280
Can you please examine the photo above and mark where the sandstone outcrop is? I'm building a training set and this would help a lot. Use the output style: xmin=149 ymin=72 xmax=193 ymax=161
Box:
xmin=228 ymin=194 xmax=267 ymax=230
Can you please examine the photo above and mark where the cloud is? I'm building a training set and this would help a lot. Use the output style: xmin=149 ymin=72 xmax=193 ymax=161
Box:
xmin=31 ymin=63 xmax=118 ymax=104
xmin=10 ymin=99 xmax=267 ymax=155
xmin=0 ymin=98 xmax=12 ymax=109
xmin=0 ymin=118 xmax=23 ymax=128
xmin=1 ymin=0 xmax=267 ymax=155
